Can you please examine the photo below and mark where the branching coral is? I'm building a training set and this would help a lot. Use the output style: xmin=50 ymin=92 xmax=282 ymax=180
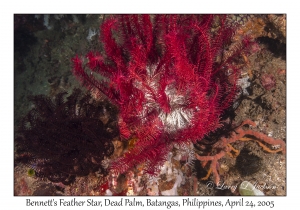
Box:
xmin=72 ymin=14 xmax=258 ymax=175
xmin=195 ymin=119 xmax=286 ymax=184
xmin=15 ymin=89 xmax=118 ymax=184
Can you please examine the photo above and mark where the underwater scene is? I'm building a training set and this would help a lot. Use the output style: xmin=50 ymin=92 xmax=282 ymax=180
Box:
xmin=14 ymin=14 xmax=286 ymax=196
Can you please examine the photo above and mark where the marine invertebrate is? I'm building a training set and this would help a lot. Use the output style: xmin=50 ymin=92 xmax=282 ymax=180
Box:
xmin=71 ymin=14 xmax=258 ymax=175
xmin=260 ymin=73 xmax=276 ymax=91
xmin=15 ymin=89 xmax=118 ymax=184
xmin=195 ymin=119 xmax=285 ymax=184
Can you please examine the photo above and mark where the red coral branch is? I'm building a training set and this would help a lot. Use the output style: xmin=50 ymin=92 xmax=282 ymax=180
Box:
xmin=196 ymin=119 xmax=286 ymax=184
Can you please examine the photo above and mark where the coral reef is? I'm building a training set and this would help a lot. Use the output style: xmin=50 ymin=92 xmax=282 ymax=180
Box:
xmin=15 ymin=89 xmax=118 ymax=185
xmin=14 ymin=14 xmax=286 ymax=196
